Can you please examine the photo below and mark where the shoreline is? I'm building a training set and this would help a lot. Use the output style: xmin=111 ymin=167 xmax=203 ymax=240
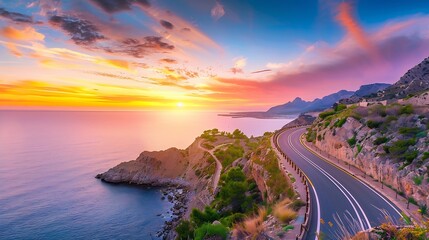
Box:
xmin=96 ymin=177 xmax=190 ymax=239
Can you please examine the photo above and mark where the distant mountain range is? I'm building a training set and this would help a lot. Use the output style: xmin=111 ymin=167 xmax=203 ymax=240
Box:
xmin=267 ymin=83 xmax=390 ymax=115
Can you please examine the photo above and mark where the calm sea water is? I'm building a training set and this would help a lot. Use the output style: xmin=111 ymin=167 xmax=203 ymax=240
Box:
xmin=0 ymin=111 xmax=292 ymax=239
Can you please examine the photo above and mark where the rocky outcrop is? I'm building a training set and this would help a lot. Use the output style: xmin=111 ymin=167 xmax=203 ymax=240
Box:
xmin=96 ymin=147 xmax=188 ymax=186
xmin=96 ymin=138 xmax=218 ymax=238
xmin=308 ymin=95 xmax=429 ymax=206
xmin=283 ymin=114 xmax=315 ymax=128
xmin=380 ymin=57 xmax=429 ymax=100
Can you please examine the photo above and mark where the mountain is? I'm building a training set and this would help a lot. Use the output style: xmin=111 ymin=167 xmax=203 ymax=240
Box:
xmin=339 ymin=83 xmax=391 ymax=104
xmin=379 ymin=57 xmax=429 ymax=100
xmin=354 ymin=83 xmax=391 ymax=97
xmin=267 ymin=90 xmax=354 ymax=115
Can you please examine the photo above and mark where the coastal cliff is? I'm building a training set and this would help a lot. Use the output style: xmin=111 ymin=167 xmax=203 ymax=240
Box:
xmin=306 ymin=92 xmax=429 ymax=206
xmin=97 ymin=129 xmax=303 ymax=239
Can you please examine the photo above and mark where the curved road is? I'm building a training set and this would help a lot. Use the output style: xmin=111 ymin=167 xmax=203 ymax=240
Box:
xmin=277 ymin=127 xmax=403 ymax=239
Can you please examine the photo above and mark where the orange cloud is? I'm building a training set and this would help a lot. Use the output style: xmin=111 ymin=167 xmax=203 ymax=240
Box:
xmin=5 ymin=42 xmax=23 ymax=57
xmin=0 ymin=26 xmax=45 ymax=41
xmin=336 ymin=2 xmax=378 ymax=59
xmin=96 ymin=59 xmax=131 ymax=70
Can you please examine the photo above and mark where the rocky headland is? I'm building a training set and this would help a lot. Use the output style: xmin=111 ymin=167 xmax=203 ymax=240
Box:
xmin=97 ymin=129 xmax=304 ymax=239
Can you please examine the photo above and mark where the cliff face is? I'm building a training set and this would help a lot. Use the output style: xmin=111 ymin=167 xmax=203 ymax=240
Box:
xmin=307 ymin=94 xmax=429 ymax=205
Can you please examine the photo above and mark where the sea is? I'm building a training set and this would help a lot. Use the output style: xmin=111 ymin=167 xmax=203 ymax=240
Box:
xmin=0 ymin=110 xmax=293 ymax=239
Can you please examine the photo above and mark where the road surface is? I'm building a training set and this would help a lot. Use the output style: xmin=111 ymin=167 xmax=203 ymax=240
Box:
xmin=277 ymin=127 xmax=403 ymax=239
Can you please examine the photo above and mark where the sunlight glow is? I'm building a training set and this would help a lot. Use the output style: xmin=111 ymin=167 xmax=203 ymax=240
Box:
xmin=177 ymin=102 xmax=184 ymax=108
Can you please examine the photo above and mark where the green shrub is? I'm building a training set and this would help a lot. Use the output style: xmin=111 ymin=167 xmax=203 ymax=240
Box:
xmin=334 ymin=104 xmax=347 ymax=112
xmin=416 ymin=131 xmax=427 ymax=139
xmin=357 ymin=144 xmax=363 ymax=154
xmin=319 ymin=110 xmax=336 ymax=119
xmin=306 ymin=129 xmax=316 ymax=143
xmin=387 ymin=139 xmax=416 ymax=157
xmin=191 ymin=207 xmax=220 ymax=226
xmin=404 ymin=150 xmax=418 ymax=164
xmin=334 ymin=118 xmax=347 ymax=128
xmin=367 ymin=120 xmax=382 ymax=129
xmin=347 ymin=135 xmax=357 ymax=147
xmin=423 ymin=152 xmax=429 ymax=161
xmin=324 ymin=121 xmax=330 ymax=127
xmin=413 ymin=175 xmax=424 ymax=185
xmin=399 ymin=127 xmax=421 ymax=137
xmin=215 ymin=144 xmax=244 ymax=168
xmin=374 ymin=136 xmax=389 ymax=145
xmin=194 ymin=223 xmax=228 ymax=240
xmin=399 ymin=104 xmax=414 ymax=115
xmin=232 ymin=129 xmax=246 ymax=139
xmin=408 ymin=197 xmax=418 ymax=205
xmin=176 ymin=220 xmax=194 ymax=240
xmin=386 ymin=115 xmax=398 ymax=123
xmin=283 ymin=225 xmax=294 ymax=232
xmin=219 ymin=213 xmax=245 ymax=227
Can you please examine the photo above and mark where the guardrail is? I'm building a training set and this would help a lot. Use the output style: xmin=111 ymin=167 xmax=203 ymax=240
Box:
xmin=273 ymin=125 xmax=311 ymax=240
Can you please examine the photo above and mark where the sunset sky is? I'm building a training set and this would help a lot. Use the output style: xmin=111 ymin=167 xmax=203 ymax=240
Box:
xmin=1 ymin=0 xmax=429 ymax=111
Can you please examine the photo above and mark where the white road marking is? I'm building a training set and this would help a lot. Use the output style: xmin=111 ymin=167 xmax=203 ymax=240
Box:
xmin=278 ymin=129 xmax=372 ymax=231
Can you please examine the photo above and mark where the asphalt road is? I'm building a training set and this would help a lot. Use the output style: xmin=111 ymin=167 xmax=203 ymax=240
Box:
xmin=277 ymin=127 xmax=403 ymax=239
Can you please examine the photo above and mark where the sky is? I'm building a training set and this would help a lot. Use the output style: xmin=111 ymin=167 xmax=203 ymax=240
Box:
xmin=1 ymin=0 xmax=429 ymax=111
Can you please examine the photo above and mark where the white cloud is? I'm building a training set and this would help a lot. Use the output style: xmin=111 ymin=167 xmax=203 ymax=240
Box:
xmin=211 ymin=1 xmax=225 ymax=20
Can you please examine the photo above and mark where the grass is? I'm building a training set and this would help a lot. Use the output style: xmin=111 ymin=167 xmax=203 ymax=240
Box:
xmin=273 ymin=198 xmax=297 ymax=224
xmin=233 ymin=207 xmax=267 ymax=238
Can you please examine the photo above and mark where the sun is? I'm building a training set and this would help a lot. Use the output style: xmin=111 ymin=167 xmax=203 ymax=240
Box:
xmin=176 ymin=102 xmax=184 ymax=108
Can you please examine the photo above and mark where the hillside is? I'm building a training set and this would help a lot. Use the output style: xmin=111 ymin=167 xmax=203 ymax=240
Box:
xmin=378 ymin=57 xmax=429 ymax=100
xmin=97 ymin=129 xmax=303 ymax=239
xmin=306 ymin=92 xmax=429 ymax=207
xmin=267 ymin=90 xmax=354 ymax=115
xmin=339 ymin=83 xmax=391 ymax=104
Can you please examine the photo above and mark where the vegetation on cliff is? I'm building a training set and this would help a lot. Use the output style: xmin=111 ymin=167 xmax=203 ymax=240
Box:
xmin=176 ymin=130 xmax=301 ymax=239
xmin=305 ymin=95 xmax=429 ymax=208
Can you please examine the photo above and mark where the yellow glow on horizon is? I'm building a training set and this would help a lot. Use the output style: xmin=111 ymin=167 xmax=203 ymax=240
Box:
xmin=176 ymin=102 xmax=184 ymax=108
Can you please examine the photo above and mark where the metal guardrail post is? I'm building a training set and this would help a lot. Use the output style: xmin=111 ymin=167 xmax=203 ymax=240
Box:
xmin=273 ymin=125 xmax=312 ymax=240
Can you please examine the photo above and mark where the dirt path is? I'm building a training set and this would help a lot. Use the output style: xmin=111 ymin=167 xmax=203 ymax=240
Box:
xmin=197 ymin=140 xmax=232 ymax=192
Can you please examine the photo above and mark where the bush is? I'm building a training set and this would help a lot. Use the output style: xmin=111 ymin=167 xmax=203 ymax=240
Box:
xmin=194 ymin=223 xmax=228 ymax=240
xmin=387 ymin=139 xmax=416 ymax=158
xmin=306 ymin=129 xmax=316 ymax=142
xmin=319 ymin=110 xmax=336 ymax=119
xmin=215 ymin=144 xmax=244 ymax=168
xmin=347 ymin=135 xmax=357 ymax=147
xmin=232 ymin=129 xmax=246 ymax=139
xmin=413 ymin=175 xmax=424 ymax=186
xmin=399 ymin=104 xmax=414 ymax=115
xmin=191 ymin=207 xmax=220 ymax=226
xmin=334 ymin=118 xmax=347 ymax=128
xmin=334 ymin=104 xmax=347 ymax=112
xmin=273 ymin=198 xmax=297 ymax=223
xmin=374 ymin=136 xmax=389 ymax=145
xmin=367 ymin=120 xmax=382 ymax=129
xmin=220 ymin=213 xmax=245 ymax=227
xmin=176 ymin=220 xmax=194 ymax=240
xmin=423 ymin=152 xmax=429 ymax=161
xmin=399 ymin=127 xmax=421 ymax=137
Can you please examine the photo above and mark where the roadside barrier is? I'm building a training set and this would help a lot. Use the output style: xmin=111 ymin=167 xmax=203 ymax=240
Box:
xmin=273 ymin=125 xmax=311 ymax=240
